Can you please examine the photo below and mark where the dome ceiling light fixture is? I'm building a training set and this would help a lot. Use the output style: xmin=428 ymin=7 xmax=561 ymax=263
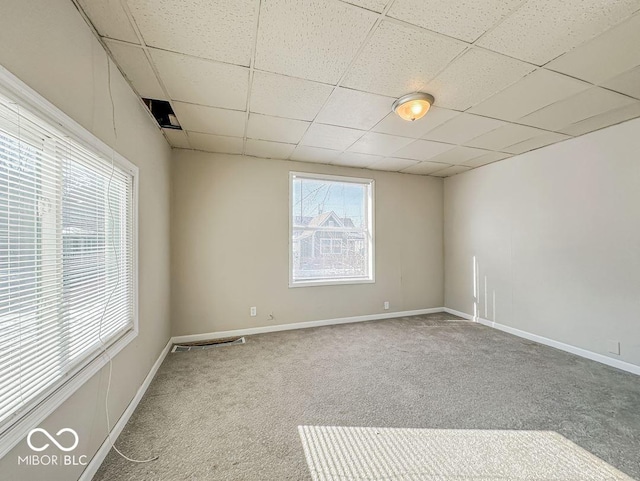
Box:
xmin=392 ymin=92 xmax=435 ymax=122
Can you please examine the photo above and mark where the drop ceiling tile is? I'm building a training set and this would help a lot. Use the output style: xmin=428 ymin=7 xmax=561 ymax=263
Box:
xmin=602 ymin=66 xmax=640 ymax=99
xmin=368 ymin=157 xmax=420 ymax=171
xmin=423 ymin=113 xmax=505 ymax=144
xmin=559 ymin=102 xmax=640 ymax=136
xmin=461 ymin=151 xmax=511 ymax=168
xmin=392 ymin=139 xmax=455 ymax=161
xmin=429 ymin=165 xmax=472 ymax=177
xmin=476 ymin=0 xmax=640 ymax=65
xmin=425 ymin=48 xmax=535 ymax=111
xmin=255 ymin=0 xmax=378 ymax=84
xmin=250 ymin=71 xmax=333 ymax=121
xmin=77 ymin=0 xmax=139 ymax=43
xmin=465 ymin=124 xmax=549 ymax=151
xmin=518 ymin=87 xmax=637 ymax=131
xmin=468 ymin=69 xmax=591 ymax=121
xmin=315 ymin=88 xmax=393 ymax=130
xmin=150 ymin=49 xmax=249 ymax=110
xmin=388 ymin=0 xmax=522 ymax=43
xmin=105 ymin=41 xmax=165 ymax=99
xmin=163 ymin=129 xmax=191 ymax=149
xmin=290 ymin=145 xmax=341 ymax=164
xmin=373 ymin=107 xmax=460 ymax=139
xmin=300 ymin=124 xmax=365 ymax=150
xmin=546 ymin=14 xmax=640 ymax=85
xmin=503 ymin=132 xmax=570 ymax=155
xmin=347 ymin=132 xmax=414 ymax=156
xmin=428 ymin=146 xmax=490 ymax=165
xmin=245 ymin=139 xmax=295 ymax=159
xmin=401 ymin=161 xmax=451 ymax=175
xmin=188 ymin=132 xmax=243 ymax=154
xmin=127 ymin=0 xmax=257 ymax=66
xmin=342 ymin=21 xmax=466 ymax=97
xmin=247 ymin=114 xmax=310 ymax=144
xmin=172 ymin=102 xmax=246 ymax=137
xmin=332 ymin=152 xmax=384 ymax=168
xmin=340 ymin=0 xmax=388 ymax=13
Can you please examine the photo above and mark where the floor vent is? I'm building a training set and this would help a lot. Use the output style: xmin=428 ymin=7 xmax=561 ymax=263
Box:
xmin=171 ymin=336 xmax=245 ymax=353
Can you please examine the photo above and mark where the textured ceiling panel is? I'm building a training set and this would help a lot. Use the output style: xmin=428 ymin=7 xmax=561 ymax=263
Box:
xmin=78 ymin=0 xmax=640 ymax=178
xmin=172 ymin=102 xmax=246 ymax=137
xmin=315 ymin=88 xmax=394 ymax=130
xmin=602 ymin=66 xmax=640 ymax=99
xmin=401 ymin=161 xmax=452 ymax=175
xmin=368 ymin=157 xmax=419 ymax=171
xmin=559 ymin=103 xmax=640 ymax=136
xmin=388 ymin=0 xmax=521 ymax=42
xmin=245 ymin=139 xmax=295 ymax=159
xmin=477 ymin=0 xmax=640 ymax=65
xmin=127 ymin=0 xmax=257 ymax=66
xmin=332 ymin=152 xmax=384 ymax=168
xmin=247 ymin=114 xmax=310 ymax=144
xmin=187 ymin=132 xmax=243 ymax=154
xmin=347 ymin=132 xmax=414 ymax=156
xmin=342 ymin=21 xmax=466 ymax=97
xmin=468 ymin=69 xmax=590 ymax=121
xmin=372 ymin=107 xmax=460 ymax=139
xmin=290 ymin=145 xmax=341 ymax=164
xmin=105 ymin=41 xmax=165 ymax=99
xmin=427 ymin=146 xmax=490 ymax=165
xmin=163 ymin=129 xmax=191 ymax=149
xmin=249 ymin=71 xmax=333 ymax=121
xmin=150 ymin=49 xmax=249 ymax=110
xmin=423 ymin=113 xmax=505 ymax=144
xmin=519 ymin=87 xmax=637 ymax=131
xmin=546 ymin=14 xmax=640 ymax=85
xmin=465 ymin=123 xmax=550 ymax=151
xmin=392 ymin=139 xmax=455 ymax=161
xmin=300 ymin=124 xmax=365 ymax=150
xmin=254 ymin=0 xmax=378 ymax=83
xmin=340 ymin=0 xmax=388 ymax=13
xmin=503 ymin=132 xmax=571 ymax=155
xmin=429 ymin=164 xmax=472 ymax=177
xmin=425 ymin=48 xmax=535 ymax=111
xmin=77 ymin=0 xmax=139 ymax=43
xmin=460 ymin=151 xmax=511 ymax=168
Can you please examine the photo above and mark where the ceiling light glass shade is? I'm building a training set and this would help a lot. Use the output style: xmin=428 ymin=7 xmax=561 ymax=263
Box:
xmin=392 ymin=92 xmax=435 ymax=122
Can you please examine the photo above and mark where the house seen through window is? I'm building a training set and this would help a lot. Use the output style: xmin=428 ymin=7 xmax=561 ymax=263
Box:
xmin=290 ymin=172 xmax=374 ymax=286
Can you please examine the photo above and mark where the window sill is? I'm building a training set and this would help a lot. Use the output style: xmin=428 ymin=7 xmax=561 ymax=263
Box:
xmin=289 ymin=278 xmax=375 ymax=288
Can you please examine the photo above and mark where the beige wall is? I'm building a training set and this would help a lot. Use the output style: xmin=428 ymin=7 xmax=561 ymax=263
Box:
xmin=171 ymin=150 xmax=444 ymax=336
xmin=0 ymin=1 xmax=172 ymax=479
xmin=444 ymin=117 xmax=640 ymax=367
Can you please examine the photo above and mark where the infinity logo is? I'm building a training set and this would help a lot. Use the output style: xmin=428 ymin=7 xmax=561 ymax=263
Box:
xmin=27 ymin=428 xmax=79 ymax=452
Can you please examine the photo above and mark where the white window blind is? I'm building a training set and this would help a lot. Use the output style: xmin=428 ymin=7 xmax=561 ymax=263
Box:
xmin=290 ymin=172 xmax=374 ymax=287
xmin=0 ymin=90 xmax=135 ymax=429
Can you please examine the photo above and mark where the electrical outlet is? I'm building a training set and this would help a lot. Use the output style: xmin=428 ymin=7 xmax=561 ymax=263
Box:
xmin=384 ymin=301 xmax=389 ymax=310
xmin=607 ymin=340 xmax=620 ymax=355
xmin=250 ymin=307 xmax=257 ymax=317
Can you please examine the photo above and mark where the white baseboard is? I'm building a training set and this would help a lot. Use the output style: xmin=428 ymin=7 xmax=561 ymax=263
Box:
xmin=444 ymin=308 xmax=640 ymax=377
xmin=79 ymin=339 xmax=173 ymax=481
xmin=171 ymin=308 xmax=445 ymax=344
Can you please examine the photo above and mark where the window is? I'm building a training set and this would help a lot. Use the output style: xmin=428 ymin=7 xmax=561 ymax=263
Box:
xmin=290 ymin=172 xmax=374 ymax=287
xmin=0 ymin=73 xmax=137 ymax=439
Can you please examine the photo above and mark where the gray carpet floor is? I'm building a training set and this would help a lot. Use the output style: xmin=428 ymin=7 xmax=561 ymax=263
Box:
xmin=94 ymin=313 xmax=640 ymax=480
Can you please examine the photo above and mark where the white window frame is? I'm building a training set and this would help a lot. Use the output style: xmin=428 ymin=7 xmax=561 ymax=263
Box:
xmin=289 ymin=171 xmax=375 ymax=288
xmin=0 ymin=65 xmax=139 ymax=459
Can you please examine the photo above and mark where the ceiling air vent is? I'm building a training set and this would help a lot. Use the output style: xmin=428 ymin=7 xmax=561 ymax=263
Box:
xmin=143 ymin=98 xmax=181 ymax=130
